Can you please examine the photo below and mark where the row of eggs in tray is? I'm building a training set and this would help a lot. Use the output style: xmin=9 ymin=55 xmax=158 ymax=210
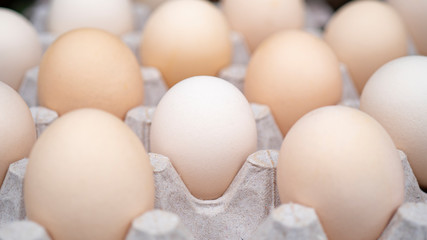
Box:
xmin=1 ymin=0 xmax=427 ymax=239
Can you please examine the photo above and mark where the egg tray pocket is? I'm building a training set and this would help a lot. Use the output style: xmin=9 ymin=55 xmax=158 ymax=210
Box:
xmin=1 ymin=148 xmax=427 ymax=239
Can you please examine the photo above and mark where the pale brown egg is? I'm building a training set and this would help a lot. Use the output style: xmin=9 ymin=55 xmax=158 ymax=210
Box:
xmin=244 ymin=30 xmax=342 ymax=136
xmin=38 ymin=28 xmax=144 ymax=119
xmin=24 ymin=108 xmax=154 ymax=240
xmin=324 ymin=0 xmax=407 ymax=94
xmin=388 ymin=0 xmax=427 ymax=55
xmin=0 ymin=8 xmax=42 ymax=90
xmin=277 ymin=106 xmax=404 ymax=240
xmin=0 ymin=82 xmax=36 ymax=187
xmin=150 ymin=76 xmax=257 ymax=200
xmin=222 ymin=0 xmax=305 ymax=52
xmin=360 ymin=56 xmax=427 ymax=189
xmin=140 ymin=0 xmax=232 ymax=88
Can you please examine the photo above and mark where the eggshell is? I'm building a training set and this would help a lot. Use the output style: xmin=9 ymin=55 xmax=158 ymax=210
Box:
xmin=48 ymin=0 xmax=134 ymax=35
xmin=388 ymin=0 xmax=427 ymax=55
xmin=0 ymin=8 xmax=42 ymax=90
xmin=38 ymin=28 xmax=144 ymax=119
xmin=150 ymin=76 xmax=257 ymax=200
xmin=277 ymin=106 xmax=404 ymax=240
xmin=324 ymin=0 xmax=407 ymax=94
xmin=244 ymin=30 xmax=342 ymax=136
xmin=140 ymin=0 xmax=232 ymax=88
xmin=360 ymin=56 xmax=427 ymax=189
xmin=0 ymin=82 xmax=36 ymax=187
xmin=24 ymin=108 xmax=154 ymax=240
xmin=222 ymin=0 xmax=305 ymax=52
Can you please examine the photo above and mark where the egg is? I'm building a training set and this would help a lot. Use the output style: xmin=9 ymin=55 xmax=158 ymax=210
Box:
xmin=360 ymin=56 xmax=427 ymax=189
xmin=38 ymin=28 xmax=144 ymax=119
xmin=0 ymin=82 xmax=36 ymax=187
xmin=140 ymin=0 xmax=232 ymax=88
xmin=277 ymin=106 xmax=404 ymax=240
xmin=222 ymin=0 xmax=305 ymax=52
xmin=24 ymin=108 xmax=154 ymax=240
xmin=388 ymin=0 xmax=427 ymax=55
xmin=150 ymin=76 xmax=257 ymax=200
xmin=324 ymin=0 xmax=407 ymax=94
xmin=244 ymin=30 xmax=342 ymax=136
xmin=0 ymin=8 xmax=42 ymax=90
xmin=48 ymin=0 xmax=134 ymax=35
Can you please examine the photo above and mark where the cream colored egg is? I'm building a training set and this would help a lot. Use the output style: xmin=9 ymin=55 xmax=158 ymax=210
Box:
xmin=0 ymin=8 xmax=42 ymax=90
xmin=388 ymin=0 xmax=427 ymax=55
xmin=277 ymin=106 xmax=404 ymax=240
xmin=38 ymin=28 xmax=144 ymax=119
xmin=324 ymin=0 xmax=407 ymax=94
xmin=140 ymin=0 xmax=232 ymax=88
xmin=150 ymin=76 xmax=257 ymax=200
xmin=48 ymin=0 xmax=134 ymax=35
xmin=24 ymin=108 xmax=154 ymax=240
xmin=360 ymin=56 xmax=427 ymax=189
xmin=222 ymin=0 xmax=305 ymax=52
xmin=244 ymin=30 xmax=342 ymax=136
xmin=0 ymin=82 xmax=36 ymax=187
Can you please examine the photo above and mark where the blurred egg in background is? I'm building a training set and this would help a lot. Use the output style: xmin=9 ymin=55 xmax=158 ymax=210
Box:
xmin=222 ymin=0 xmax=305 ymax=52
xmin=140 ymin=0 xmax=232 ymax=88
xmin=48 ymin=0 xmax=134 ymax=36
xmin=0 ymin=8 xmax=41 ymax=90
xmin=244 ymin=30 xmax=342 ymax=136
xmin=38 ymin=28 xmax=144 ymax=119
xmin=324 ymin=0 xmax=407 ymax=94
xmin=388 ymin=0 xmax=427 ymax=56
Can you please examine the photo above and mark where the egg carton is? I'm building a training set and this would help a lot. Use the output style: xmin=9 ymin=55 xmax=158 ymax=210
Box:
xmin=0 ymin=210 xmax=193 ymax=240
xmin=1 ymin=148 xmax=427 ymax=239
xmin=29 ymin=1 xmax=250 ymax=65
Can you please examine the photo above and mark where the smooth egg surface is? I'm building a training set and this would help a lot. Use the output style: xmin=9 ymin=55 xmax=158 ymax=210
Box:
xmin=24 ymin=109 xmax=154 ymax=240
xmin=277 ymin=106 xmax=404 ymax=240
xmin=150 ymin=76 xmax=257 ymax=200
xmin=38 ymin=28 xmax=144 ymax=119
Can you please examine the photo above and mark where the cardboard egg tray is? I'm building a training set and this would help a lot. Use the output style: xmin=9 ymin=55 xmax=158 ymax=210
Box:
xmin=1 ymin=145 xmax=427 ymax=239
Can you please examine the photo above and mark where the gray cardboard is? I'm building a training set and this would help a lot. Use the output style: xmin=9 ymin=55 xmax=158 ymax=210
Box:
xmin=30 ymin=107 xmax=58 ymax=138
xmin=0 ymin=221 xmax=51 ymax=240
xmin=125 ymin=105 xmax=156 ymax=152
xmin=0 ymin=210 xmax=192 ymax=240
xmin=399 ymin=150 xmax=427 ymax=203
xmin=339 ymin=63 xmax=360 ymax=109
xmin=151 ymin=150 xmax=279 ymax=240
xmin=218 ymin=64 xmax=246 ymax=92
xmin=380 ymin=202 xmax=427 ymax=240
xmin=126 ymin=210 xmax=193 ymax=240
xmin=249 ymin=203 xmax=327 ymax=240
xmin=0 ymin=159 xmax=27 ymax=228
xmin=251 ymin=103 xmax=283 ymax=150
